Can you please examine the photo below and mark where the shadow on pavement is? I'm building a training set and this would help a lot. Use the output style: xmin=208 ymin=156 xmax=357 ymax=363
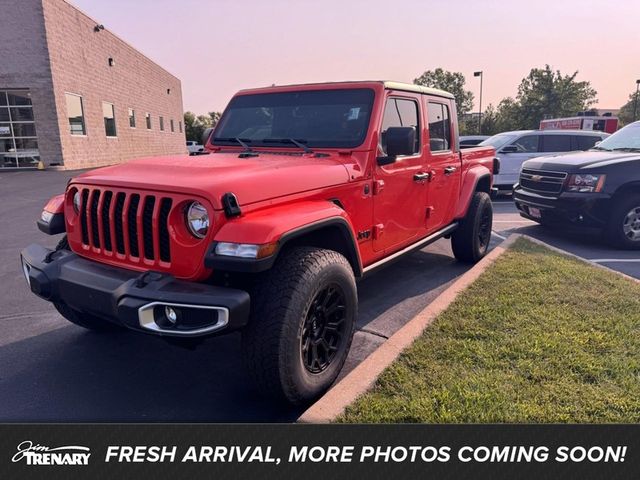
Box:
xmin=0 ymin=246 xmax=472 ymax=422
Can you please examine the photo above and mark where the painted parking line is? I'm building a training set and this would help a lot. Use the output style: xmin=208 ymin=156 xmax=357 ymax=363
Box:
xmin=590 ymin=259 xmax=640 ymax=264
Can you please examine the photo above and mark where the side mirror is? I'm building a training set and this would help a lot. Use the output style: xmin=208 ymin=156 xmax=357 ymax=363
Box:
xmin=202 ymin=127 xmax=214 ymax=147
xmin=500 ymin=145 xmax=519 ymax=153
xmin=377 ymin=127 xmax=415 ymax=165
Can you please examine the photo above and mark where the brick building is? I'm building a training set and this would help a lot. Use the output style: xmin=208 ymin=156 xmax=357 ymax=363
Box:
xmin=0 ymin=0 xmax=186 ymax=169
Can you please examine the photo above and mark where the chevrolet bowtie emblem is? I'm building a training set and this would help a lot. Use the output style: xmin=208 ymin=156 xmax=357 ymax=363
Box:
xmin=530 ymin=175 xmax=543 ymax=181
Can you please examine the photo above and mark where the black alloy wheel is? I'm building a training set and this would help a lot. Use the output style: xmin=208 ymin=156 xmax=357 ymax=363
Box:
xmin=301 ymin=284 xmax=347 ymax=374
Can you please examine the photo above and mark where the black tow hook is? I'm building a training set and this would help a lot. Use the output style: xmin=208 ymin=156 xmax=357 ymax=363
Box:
xmin=134 ymin=271 xmax=164 ymax=288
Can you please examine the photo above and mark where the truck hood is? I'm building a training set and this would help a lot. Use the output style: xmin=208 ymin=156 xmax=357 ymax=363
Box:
xmin=524 ymin=151 xmax=640 ymax=172
xmin=72 ymin=152 xmax=351 ymax=209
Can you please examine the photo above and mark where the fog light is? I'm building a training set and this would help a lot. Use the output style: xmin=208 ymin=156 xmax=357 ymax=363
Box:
xmin=164 ymin=306 xmax=178 ymax=325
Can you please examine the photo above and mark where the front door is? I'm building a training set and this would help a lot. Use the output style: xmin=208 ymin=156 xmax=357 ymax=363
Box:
xmin=372 ymin=94 xmax=428 ymax=252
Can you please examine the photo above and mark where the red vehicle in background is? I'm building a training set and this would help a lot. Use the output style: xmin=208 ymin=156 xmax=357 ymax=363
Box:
xmin=540 ymin=115 xmax=619 ymax=134
xmin=21 ymin=81 xmax=497 ymax=404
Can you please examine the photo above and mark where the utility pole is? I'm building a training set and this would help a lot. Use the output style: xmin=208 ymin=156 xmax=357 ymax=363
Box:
xmin=634 ymin=79 xmax=640 ymax=122
xmin=474 ymin=71 xmax=483 ymax=134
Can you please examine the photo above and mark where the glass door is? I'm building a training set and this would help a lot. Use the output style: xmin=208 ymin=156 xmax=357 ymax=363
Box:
xmin=0 ymin=89 xmax=40 ymax=168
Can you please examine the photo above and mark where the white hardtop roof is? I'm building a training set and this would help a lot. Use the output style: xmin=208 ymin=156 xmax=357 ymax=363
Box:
xmin=382 ymin=81 xmax=454 ymax=99
xmin=240 ymin=81 xmax=454 ymax=100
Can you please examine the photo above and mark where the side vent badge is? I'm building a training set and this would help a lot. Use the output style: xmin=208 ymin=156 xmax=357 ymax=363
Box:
xmin=221 ymin=192 xmax=241 ymax=218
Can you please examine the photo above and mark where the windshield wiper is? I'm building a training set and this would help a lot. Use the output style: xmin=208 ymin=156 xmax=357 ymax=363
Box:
xmin=590 ymin=146 xmax=612 ymax=151
xmin=213 ymin=137 xmax=259 ymax=157
xmin=262 ymin=138 xmax=314 ymax=154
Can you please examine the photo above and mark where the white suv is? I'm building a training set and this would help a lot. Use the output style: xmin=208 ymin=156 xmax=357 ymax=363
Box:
xmin=479 ymin=130 xmax=609 ymax=192
xmin=186 ymin=141 xmax=204 ymax=155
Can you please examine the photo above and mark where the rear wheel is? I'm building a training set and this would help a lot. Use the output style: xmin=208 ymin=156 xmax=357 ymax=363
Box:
xmin=242 ymin=247 xmax=357 ymax=405
xmin=605 ymin=195 xmax=640 ymax=249
xmin=451 ymin=191 xmax=493 ymax=263
xmin=52 ymin=235 xmax=123 ymax=332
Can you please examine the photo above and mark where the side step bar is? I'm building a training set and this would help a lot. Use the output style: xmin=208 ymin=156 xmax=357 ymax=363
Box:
xmin=362 ymin=223 xmax=459 ymax=275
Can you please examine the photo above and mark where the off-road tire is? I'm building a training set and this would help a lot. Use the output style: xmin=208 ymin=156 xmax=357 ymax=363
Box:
xmin=241 ymin=247 xmax=357 ymax=405
xmin=451 ymin=191 xmax=493 ymax=263
xmin=52 ymin=235 xmax=124 ymax=332
xmin=605 ymin=194 xmax=640 ymax=249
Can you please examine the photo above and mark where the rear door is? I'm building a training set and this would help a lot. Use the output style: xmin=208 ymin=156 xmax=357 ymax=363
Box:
xmin=372 ymin=93 xmax=428 ymax=252
xmin=425 ymin=99 xmax=460 ymax=231
xmin=540 ymin=134 xmax=572 ymax=155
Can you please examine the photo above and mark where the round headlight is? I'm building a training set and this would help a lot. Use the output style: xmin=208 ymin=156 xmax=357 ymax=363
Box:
xmin=73 ymin=191 xmax=81 ymax=213
xmin=186 ymin=201 xmax=210 ymax=239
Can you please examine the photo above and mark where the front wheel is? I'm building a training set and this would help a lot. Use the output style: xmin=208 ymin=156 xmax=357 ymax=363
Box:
xmin=605 ymin=194 xmax=640 ymax=249
xmin=451 ymin=191 xmax=493 ymax=263
xmin=241 ymin=247 xmax=357 ymax=405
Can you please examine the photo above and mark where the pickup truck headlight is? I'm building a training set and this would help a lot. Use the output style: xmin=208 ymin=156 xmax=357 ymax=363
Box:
xmin=567 ymin=174 xmax=606 ymax=193
xmin=73 ymin=191 xmax=81 ymax=213
xmin=185 ymin=201 xmax=210 ymax=238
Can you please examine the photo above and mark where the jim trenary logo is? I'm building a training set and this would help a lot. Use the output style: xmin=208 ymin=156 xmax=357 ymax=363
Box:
xmin=12 ymin=440 xmax=91 ymax=465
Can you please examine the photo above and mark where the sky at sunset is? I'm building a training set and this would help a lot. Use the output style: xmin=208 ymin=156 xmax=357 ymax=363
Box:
xmin=72 ymin=0 xmax=640 ymax=115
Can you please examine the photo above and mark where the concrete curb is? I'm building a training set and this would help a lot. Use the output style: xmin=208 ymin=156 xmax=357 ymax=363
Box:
xmin=297 ymin=234 xmax=521 ymax=423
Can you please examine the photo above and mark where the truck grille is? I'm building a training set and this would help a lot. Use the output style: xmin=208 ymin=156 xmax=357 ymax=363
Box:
xmin=519 ymin=168 xmax=567 ymax=195
xmin=78 ymin=187 xmax=173 ymax=264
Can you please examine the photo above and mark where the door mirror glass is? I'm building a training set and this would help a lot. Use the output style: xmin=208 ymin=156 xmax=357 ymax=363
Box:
xmin=385 ymin=126 xmax=416 ymax=157
xmin=500 ymin=145 xmax=519 ymax=153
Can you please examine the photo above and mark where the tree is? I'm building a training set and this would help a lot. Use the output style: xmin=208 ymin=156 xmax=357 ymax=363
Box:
xmin=183 ymin=111 xmax=222 ymax=142
xmin=479 ymin=104 xmax=500 ymax=136
xmin=413 ymin=68 xmax=475 ymax=115
xmin=511 ymin=65 xmax=597 ymax=129
xmin=618 ymin=89 xmax=640 ymax=126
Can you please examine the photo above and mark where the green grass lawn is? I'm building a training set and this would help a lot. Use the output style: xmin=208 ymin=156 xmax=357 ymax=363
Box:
xmin=339 ymin=238 xmax=640 ymax=423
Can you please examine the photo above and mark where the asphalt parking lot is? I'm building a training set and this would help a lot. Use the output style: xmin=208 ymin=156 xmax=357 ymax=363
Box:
xmin=0 ymin=170 xmax=637 ymax=422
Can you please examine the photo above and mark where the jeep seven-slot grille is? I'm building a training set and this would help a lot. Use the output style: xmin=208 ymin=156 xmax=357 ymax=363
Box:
xmin=519 ymin=168 xmax=568 ymax=195
xmin=78 ymin=188 xmax=172 ymax=263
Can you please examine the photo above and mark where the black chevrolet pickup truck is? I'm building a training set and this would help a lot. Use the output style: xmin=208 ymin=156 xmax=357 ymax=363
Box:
xmin=514 ymin=121 xmax=640 ymax=249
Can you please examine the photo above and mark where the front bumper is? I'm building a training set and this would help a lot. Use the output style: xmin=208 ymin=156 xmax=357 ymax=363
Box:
xmin=20 ymin=244 xmax=250 ymax=337
xmin=513 ymin=184 xmax=611 ymax=229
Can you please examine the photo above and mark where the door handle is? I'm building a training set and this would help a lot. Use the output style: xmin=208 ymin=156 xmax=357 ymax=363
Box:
xmin=413 ymin=172 xmax=430 ymax=182
xmin=444 ymin=166 xmax=457 ymax=175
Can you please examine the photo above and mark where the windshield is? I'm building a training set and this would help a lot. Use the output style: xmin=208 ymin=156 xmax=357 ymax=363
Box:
xmin=594 ymin=122 xmax=640 ymax=151
xmin=479 ymin=133 xmax=520 ymax=150
xmin=213 ymin=89 xmax=375 ymax=149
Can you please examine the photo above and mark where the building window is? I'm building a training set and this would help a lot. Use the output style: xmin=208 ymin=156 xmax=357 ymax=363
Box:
xmin=1 ymin=89 xmax=40 ymax=168
xmin=170 ymin=119 xmax=174 ymax=132
xmin=65 ymin=93 xmax=86 ymax=135
xmin=128 ymin=108 xmax=136 ymax=128
xmin=102 ymin=102 xmax=117 ymax=137
xmin=159 ymin=116 xmax=164 ymax=131
xmin=145 ymin=113 xmax=151 ymax=129
xmin=179 ymin=121 xmax=182 ymax=133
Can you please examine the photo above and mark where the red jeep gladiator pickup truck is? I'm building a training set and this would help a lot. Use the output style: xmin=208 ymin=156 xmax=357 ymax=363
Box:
xmin=21 ymin=81 xmax=497 ymax=404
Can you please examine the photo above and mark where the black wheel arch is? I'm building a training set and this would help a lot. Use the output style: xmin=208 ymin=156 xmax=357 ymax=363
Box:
xmin=205 ymin=217 xmax=363 ymax=277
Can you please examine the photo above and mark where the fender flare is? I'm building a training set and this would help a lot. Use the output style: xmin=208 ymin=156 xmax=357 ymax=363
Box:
xmin=454 ymin=165 xmax=492 ymax=220
xmin=37 ymin=193 xmax=66 ymax=235
xmin=205 ymin=201 xmax=363 ymax=276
